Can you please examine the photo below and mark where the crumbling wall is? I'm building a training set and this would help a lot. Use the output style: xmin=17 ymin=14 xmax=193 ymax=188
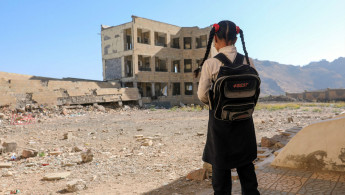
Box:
xmin=0 ymin=72 xmax=140 ymax=108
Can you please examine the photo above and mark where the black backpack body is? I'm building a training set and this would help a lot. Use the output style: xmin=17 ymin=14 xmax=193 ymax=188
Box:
xmin=208 ymin=53 xmax=261 ymax=121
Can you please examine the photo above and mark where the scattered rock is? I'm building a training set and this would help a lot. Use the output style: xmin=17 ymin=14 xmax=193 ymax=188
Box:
xmin=81 ymin=149 xmax=93 ymax=163
xmin=61 ymin=108 xmax=68 ymax=116
xmin=0 ymin=162 xmax=12 ymax=168
xmin=72 ymin=146 xmax=84 ymax=152
xmin=22 ymin=148 xmax=38 ymax=158
xmin=186 ymin=168 xmax=207 ymax=181
xmin=49 ymin=151 xmax=62 ymax=156
xmin=273 ymin=142 xmax=285 ymax=149
xmin=2 ymin=142 xmax=17 ymax=153
xmin=2 ymin=170 xmax=13 ymax=177
xmin=66 ymin=179 xmax=87 ymax=192
xmin=63 ymin=132 xmax=75 ymax=140
xmin=123 ymin=105 xmax=130 ymax=111
xmin=287 ymin=117 xmax=294 ymax=123
xmin=141 ymin=139 xmax=153 ymax=146
xmin=197 ymin=132 xmax=204 ymax=136
xmin=0 ymin=113 xmax=5 ymax=119
xmin=261 ymin=137 xmax=277 ymax=148
xmin=43 ymin=172 xmax=70 ymax=181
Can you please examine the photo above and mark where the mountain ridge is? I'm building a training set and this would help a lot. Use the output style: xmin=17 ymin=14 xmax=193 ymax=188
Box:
xmin=254 ymin=57 xmax=345 ymax=95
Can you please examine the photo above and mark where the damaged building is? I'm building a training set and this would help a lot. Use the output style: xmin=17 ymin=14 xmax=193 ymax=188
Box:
xmin=101 ymin=16 xmax=212 ymax=106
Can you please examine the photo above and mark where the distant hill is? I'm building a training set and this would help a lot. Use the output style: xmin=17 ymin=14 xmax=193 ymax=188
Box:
xmin=254 ymin=57 xmax=345 ymax=96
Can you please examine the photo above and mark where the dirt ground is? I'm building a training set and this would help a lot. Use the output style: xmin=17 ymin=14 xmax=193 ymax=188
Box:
xmin=0 ymin=102 xmax=344 ymax=194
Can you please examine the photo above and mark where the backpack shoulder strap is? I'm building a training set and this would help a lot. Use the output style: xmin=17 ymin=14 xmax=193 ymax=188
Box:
xmin=234 ymin=53 xmax=245 ymax=65
xmin=214 ymin=53 xmax=232 ymax=65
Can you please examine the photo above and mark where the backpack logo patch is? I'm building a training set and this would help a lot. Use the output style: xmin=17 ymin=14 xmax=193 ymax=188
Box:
xmin=233 ymin=83 xmax=249 ymax=88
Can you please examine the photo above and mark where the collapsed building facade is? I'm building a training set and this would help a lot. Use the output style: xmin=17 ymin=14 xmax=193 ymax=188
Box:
xmin=101 ymin=16 xmax=212 ymax=106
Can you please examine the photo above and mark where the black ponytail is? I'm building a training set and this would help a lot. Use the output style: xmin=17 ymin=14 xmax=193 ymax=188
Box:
xmin=239 ymin=29 xmax=250 ymax=65
xmin=194 ymin=27 xmax=216 ymax=78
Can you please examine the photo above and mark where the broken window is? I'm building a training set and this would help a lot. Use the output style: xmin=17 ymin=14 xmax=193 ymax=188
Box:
xmin=154 ymin=32 xmax=167 ymax=47
xmin=196 ymin=35 xmax=207 ymax=48
xmin=104 ymin=45 xmax=110 ymax=55
xmin=171 ymin=37 xmax=180 ymax=49
xmin=124 ymin=55 xmax=133 ymax=77
xmin=185 ymin=82 xmax=193 ymax=95
xmin=155 ymin=83 xmax=168 ymax=97
xmin=138 ymin=55 xmax=151 ymax=71
xmin=124 ymin=28 xmax=132 ymax=50
xmin=104 ymin=35 xmax=111 ymax=41
xmin=138 ymin=82 xmax=152 ymax=97
xmin=155 ymin=57 xmax=167 ymax=72
xmin=184 ymin=37 xmax=192 ymax=49
xmin=172 ymin=83 xmax=180 ymax=96
xmin=184 ymin=59 xmax=192 ymax=73
xmin=171 ymin=60 xmax=180 ymax=73
xmin=137 ymin=28 xmax=150 ymax=44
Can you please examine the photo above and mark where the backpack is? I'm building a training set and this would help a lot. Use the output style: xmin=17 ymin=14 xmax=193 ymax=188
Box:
xmin=208 ymin=53 xmax=261 ymax=121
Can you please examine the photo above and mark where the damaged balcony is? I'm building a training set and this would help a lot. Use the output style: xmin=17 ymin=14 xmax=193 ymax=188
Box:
xmin=154 ymin=32 xmax=167 ymax=47
xmin=171 ymin=60 xmax=181 ymax=73
xmin=171 ymin=37 xmax=180 ymax=49
xmin=155 ymin=57 xmax=167 ymax=72
xmin=124 ymin=28 xmax=132 ymax=51
xmin=184 ymin=59 xmax=192 ymax=73
xmin=138 ymin=55 xmax=151 ymax=71
xmin=124 ymin=55 xmax=133 ymax=77
xmin=196 ymin=35 xmax=207 ymax=48
xmin=137 ymin=28 xmax=150 ymax=44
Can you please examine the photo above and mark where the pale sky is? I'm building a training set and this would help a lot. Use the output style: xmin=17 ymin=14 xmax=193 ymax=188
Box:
xmin=1 ymin=0 xmax=344 ymax=80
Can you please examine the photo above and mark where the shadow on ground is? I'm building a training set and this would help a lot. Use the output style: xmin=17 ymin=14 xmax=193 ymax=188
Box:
xmin=142 ymin=176 xmax=212 ymax=195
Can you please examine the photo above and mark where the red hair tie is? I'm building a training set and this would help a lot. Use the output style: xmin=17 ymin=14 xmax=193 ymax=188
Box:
xmin=236 ymin=26 xmax=240 ymax=34
xmin=213 ymin=23 xmax=219 ymax=32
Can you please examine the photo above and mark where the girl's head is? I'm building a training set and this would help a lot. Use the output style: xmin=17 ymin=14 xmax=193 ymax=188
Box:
xmin=194 ymin=20 xmax=250 ymax=77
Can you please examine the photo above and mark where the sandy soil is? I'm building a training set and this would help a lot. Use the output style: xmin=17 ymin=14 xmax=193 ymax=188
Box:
xmin=0 ymin=102 xmax=343 ymax=194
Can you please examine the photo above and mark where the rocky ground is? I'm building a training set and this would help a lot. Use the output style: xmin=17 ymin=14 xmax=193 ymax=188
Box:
xmin=0 ymin=102 xmax=344 ymax=195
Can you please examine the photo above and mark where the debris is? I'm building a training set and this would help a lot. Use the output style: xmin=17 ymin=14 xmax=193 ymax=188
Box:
xmin=2 ymin=142 xmax=17 ymax=153
xmin=123 ymin=105 xmax=130 ymax=111
xmin=61 ymin=108 xmax=68 ymax=116
xmin=66 ymin=179 xmax=87 ymax=192
xmin=63 ymin=132 xmax=74 ymax=140
xmin=261 ymin=137 xmax=277 ymax=148
xmin=22 ymin=148 xmax=38 ymax=158
xmin=49 ymin=151 xmax=62 ymax=156
xmin=0 ymin=113 xmax=5 ymax=119
xmin=2 ymin=170 xmax=13 ymax=177
xmin=273 ymin=142 xmax=285 ymax=149
xmin=0 ymin=162 xmax=12 ymax=168
xmin=197 ymin=132 xmax=204 ymax=136
xmin=72 ymin=146 xmax=84 ymax=152
xmin=141 ymin=140 xmax=153 ymax=146
xmin=10 ymin=189 xmax=20 ymax=194
xmin=186 ymin=168 xmax=207 ymax=181
xmin=43 ymin=172 xmax=71 ymax=181
xmin=81 ymin=149 xmax=93 ymax=163
xmin=287 ymin=116 xmax=294 ymax=123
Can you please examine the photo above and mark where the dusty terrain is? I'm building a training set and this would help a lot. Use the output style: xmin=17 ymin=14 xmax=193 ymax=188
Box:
xmin=0 ymin=102 xmax=344 ymax=195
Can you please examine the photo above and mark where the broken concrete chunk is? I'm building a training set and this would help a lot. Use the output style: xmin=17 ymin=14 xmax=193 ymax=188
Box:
xmin=0 ymin=162 xmax=12 ymax=168
xmin=81 ymin=149 xmax=93 ymax=163
xmin=49 ymin=151 xmax=63 ymax=156
xmin=2 ymin=142 xmax=17 ymax=153
xmin=261 ymin=137 xmax=277 ymax=148
xmin=186 ymin=168 xmax=207 ymax=181
xmin=43 ymin=172 xmax=70 ymax=180
xmin=66 ymin=179 xmax=87 ymax=192
xmin=22 ymin=148 xmax=38 ymax=158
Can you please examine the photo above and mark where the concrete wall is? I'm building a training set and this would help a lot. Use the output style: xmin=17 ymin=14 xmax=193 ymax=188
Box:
xmin=271 ymin=115 xmax=345 ymax=172
xmin=286 ymin=89 xmax=345 ymax=101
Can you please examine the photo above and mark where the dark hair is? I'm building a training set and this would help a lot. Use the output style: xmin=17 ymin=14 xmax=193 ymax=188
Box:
xmin=194 ymin=20 xmax=250 ymax=78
